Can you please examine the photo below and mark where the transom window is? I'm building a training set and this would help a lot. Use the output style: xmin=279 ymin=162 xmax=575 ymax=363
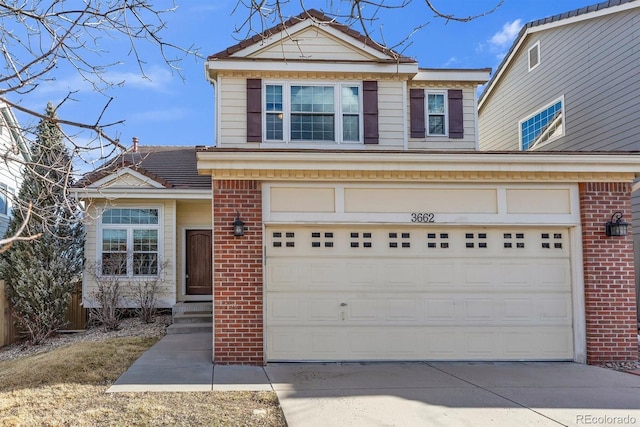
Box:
xmin=100 ymin=208 xmax=160 ymax=276
xmin=519 ymin=97 xmax=564 ymax=150
xmin=427 ymin=91 xmax=447 ymax=136
xmin=265 ymin=82 xmax=362 ymax=143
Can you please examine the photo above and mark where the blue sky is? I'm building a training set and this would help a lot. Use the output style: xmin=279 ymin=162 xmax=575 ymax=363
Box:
xmin=11 ymin=0 xmax=601 ymax=157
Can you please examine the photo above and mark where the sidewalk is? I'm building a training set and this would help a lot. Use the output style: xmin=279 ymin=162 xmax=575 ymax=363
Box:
xmin=107 ymin=333 xmax=272 ymax=392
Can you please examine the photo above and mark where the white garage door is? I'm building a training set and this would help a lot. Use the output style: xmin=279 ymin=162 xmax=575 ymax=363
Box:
xmin=265 ymin=226 xmax=573 ymax=361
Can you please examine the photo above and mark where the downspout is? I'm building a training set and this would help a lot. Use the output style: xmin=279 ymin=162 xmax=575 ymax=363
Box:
xmin=473 ymin=86 xmax=480 ymax=151
xmin=204 ymin=62 xmax=219 ymax=147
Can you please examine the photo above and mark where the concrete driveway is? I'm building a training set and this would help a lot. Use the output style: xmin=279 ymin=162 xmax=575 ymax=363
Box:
xmin=265 ymin=362 xmax=640 ymax=427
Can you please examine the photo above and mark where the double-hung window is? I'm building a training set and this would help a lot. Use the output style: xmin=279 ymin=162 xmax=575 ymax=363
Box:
xmin=426 ymin=91 xmax=447 ymax=136
xmin=100 ymin=208 xmax=160 ymax=276
xmin=265 ymin=82 xmax=362 ymax=143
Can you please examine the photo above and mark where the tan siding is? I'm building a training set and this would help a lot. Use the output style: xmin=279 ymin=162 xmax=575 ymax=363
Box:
xmin=479 ymin=9 xmax=640 ymax=152
xmin=250 ymin=27 xmax=374 ymax=61
xmin=408 ymin=85 xmax=477 ymax=150
xmin=219 ymin=75 xmax=408 ymax=149
xmin=175 ymin=201 xmax=212 ymax=301
xmin=100 ymin=173 xmax=156 ymax=188
xmin=219 ymin=77 xmax=248 ymax=146
xmin=83 ymin=199 xmax=177 ymax=308
xmin=377 ymin=80 xmax=405 ymax=148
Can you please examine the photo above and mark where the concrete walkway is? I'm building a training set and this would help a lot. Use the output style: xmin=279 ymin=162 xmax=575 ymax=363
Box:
xmin=109 ymin=333 xmax=640 ymax=426
xmin=107 ymin=333 xmax=272 ymax=392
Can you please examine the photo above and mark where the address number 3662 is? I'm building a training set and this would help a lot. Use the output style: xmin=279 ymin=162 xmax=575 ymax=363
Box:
xmin=410 ymin=213 xmax=435 ymax=223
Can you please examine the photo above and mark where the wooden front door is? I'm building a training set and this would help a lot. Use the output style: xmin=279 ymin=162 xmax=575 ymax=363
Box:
xmin=186 ymin=230 xmax=212 ymax=295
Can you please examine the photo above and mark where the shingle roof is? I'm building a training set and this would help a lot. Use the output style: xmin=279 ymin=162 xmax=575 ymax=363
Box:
xmin=79 ymin=146 xmax=211 ymax=189
xmin=479 ymin=0 xmax=639 ymax=103
xmin=208 ymin=9 xmax=416 ymax=63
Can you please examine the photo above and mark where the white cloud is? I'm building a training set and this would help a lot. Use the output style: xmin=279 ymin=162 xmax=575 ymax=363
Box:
xmin=37 ymin=66 xmax=174 ymax=96
xmin=443 ymin=56 xmax=459 ymax=67
xmin=489 ymin=19 xmax=522 ymax=50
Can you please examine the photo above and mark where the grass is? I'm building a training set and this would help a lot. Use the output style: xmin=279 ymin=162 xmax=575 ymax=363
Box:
xmin=0 ymin=337 xmax=285 ymax=426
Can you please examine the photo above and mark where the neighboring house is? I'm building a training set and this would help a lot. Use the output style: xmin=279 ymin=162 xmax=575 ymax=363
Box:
xmin=76 ymin=144 xmax=212 ymax=308
xmin=477 ymin=0 xmax=640 ymax=317
xmin=0 ymin=101 xmax=28 ymax=238
xmin=197 ymin=9 xmax=640 ymax=366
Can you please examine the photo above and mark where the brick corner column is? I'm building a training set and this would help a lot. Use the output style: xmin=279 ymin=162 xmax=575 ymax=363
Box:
xmin=580 ymin=182 xmax=638 ymax=364
xmin=212 ymin=180 xmax=264 ymax=365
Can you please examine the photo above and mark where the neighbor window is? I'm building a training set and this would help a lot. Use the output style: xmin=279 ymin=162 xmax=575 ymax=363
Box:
xmin=264 ymin=82 xmax=362 ymax=143
xmin=100 ymin=208 xmax=160 ymax=276
xmin=427 ymin=91 xmax=447 ymax=136
xmin=0 ymin=183 xmax=8 ymax=215
xmin=519 ymin=97 xmax=564 ymax=151
xmin=528 ymin=41 xmax=540 ymax=71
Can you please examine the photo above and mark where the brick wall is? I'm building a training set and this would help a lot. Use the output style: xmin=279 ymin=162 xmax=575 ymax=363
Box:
xmin=212 ymin=180 xmax=263 ymax=365
xmin=580 ymin=182 xmax=638 ymax=364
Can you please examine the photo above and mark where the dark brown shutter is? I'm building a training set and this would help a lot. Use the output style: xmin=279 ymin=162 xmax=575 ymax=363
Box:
xmin=246 ymin=79 xmax=262 ymax=142
xmin=362 ymin=81 xmax=379 ymax=145
xmin=410 ymin=89 xmax=425 ymax=138
xmin=448 ymin=89 xmax=464 ymax=139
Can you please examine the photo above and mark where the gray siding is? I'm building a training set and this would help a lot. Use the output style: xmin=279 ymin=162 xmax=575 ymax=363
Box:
xmin=479 ymin=8 xmax=640 ymax=152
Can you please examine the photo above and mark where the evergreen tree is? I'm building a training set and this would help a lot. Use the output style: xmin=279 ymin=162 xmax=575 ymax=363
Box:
xmin=0 ymin=102 xmax=84 ymax=344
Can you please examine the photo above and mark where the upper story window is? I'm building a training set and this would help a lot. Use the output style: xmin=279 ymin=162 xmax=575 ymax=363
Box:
xmin=409 ymin=89 xmax=463 ymax=140
xmin=100 ymin=208 xmax=160 ymax=276
xmin=264 ymin=82 xmax=362 ymax=144
xmin=427 ymin=91 xmax=448 ymax=136
xmin=519 ymin=97 xmax=564 ymax=151
xmin=528 ymin=41 xmax=540 ymax=71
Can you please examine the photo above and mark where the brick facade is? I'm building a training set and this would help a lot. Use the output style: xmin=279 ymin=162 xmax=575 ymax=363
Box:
xmin=580 ymin=182 xmax=638 ymax=364
xmin=209 ymin=179 xmax=638 ymax=365
xmin=212 ymin=180 xmax=263 ymax=365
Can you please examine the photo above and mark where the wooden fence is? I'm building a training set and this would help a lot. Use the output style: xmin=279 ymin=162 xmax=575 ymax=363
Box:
xmin=0 ymin=280 xmax=87 ymax=347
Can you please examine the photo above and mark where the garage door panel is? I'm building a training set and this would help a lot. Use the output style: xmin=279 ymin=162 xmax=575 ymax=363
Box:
xmin=267 ymin=326 xmax=574 ymax=361
xmin=308 ymin=298 xmax=342 ymax=321
xmin=463 ymin=299 xmax=495 ymax=321
xmin=268 ymin=292 xmax=572 ymax=326
xmin=266 ymin=226 xmax=574 ymax=361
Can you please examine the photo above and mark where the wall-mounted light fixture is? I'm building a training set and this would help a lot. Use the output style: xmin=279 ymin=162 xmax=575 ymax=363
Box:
xmin=605 ymin=211 xmax=629 ymax=237
xmin=233 ymin=214 xmax=245 ymax=237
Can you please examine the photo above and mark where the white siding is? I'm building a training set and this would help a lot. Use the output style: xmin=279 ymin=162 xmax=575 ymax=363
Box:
xmin=0 ymin=108 xmax=23 ymax=238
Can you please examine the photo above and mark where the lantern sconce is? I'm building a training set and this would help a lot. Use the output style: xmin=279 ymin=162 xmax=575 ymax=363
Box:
xmin=605 ymin=211 xmax=629 ymax=237
xmin=233 ymin=214 xmax=245 ymax=237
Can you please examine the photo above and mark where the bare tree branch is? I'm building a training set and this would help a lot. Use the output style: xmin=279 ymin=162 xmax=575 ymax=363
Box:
xmin=0 ymin=202 xmax=42 ymax=253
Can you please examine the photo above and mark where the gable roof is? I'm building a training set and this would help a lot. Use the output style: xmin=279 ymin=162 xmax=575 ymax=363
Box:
xmin=79 ymin=146 xmax=211 ymax=190
xmin=208 ymin=9 xmax=416 ymax=64
xmin=478 ymin=0 xmax=640 ymax=108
